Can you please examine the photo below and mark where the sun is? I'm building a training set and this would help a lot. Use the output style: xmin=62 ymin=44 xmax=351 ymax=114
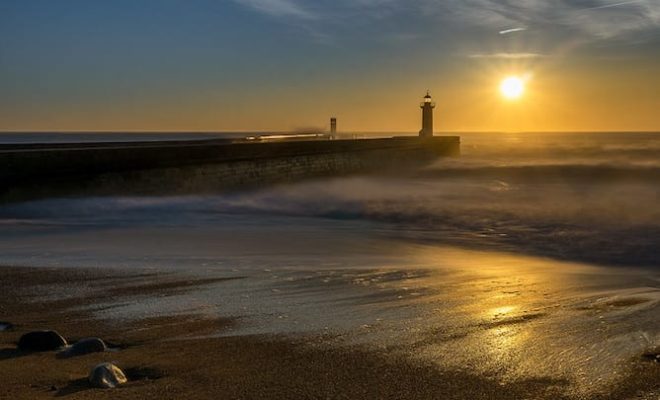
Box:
xmin=499 ymin=76 xmax=525 ymax=100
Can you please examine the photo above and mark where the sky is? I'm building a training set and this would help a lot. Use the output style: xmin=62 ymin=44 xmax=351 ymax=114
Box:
xmin=1 ymin=0 xmax=659 ymax=132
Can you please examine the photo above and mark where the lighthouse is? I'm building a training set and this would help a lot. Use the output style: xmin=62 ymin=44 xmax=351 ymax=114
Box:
xmin=419 ymin=91 xmax=435 ymax=137
xmin=330 ymin=117 xmax=337 ymax=136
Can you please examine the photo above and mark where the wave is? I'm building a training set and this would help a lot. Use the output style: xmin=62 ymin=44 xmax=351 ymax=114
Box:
xmin=1 ymin=171 xmax=658 ymax=268
xmin=419 ymin=163 xmax=660 ymax=182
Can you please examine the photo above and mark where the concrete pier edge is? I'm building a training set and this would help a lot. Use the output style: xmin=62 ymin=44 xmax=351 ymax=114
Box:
xmin=0 ymin=136 xmax=460 ymax=202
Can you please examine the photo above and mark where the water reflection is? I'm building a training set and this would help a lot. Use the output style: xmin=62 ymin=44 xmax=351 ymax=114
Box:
xmin=401 ymin=247 xmax=659 ymax=395
xmin=4 ymin=237 xmax=658 ymax=395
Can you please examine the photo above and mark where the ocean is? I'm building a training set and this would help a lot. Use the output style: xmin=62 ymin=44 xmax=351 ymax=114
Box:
xmin=0 ymin=131 xmax=658 ymax=395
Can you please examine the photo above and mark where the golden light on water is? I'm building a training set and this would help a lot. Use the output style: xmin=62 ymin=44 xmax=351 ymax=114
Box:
xmin=499 ymin=76 xmax=525 ymax=99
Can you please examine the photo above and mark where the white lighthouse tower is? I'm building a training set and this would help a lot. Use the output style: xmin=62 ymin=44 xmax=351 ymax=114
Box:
xmin=419 ymin=91 xmax=435 ymax=137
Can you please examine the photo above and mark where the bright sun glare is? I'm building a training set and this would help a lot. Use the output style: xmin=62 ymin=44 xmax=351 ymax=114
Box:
xmin=499 ymin=76 xmax=525 ymax=100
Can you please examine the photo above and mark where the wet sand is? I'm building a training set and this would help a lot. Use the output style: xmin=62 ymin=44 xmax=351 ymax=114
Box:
xmin=1 ymin=265 xmax=658 ymax=400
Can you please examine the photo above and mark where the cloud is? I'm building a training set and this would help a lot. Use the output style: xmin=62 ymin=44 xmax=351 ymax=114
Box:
xmin=229 ymin=0 xmax=660 ymax=47
xmin=584 ymin=0 xmax=645 ymax=11
xmin=431 ymin=0 xmax=660 ymax=40
xmin=569 ymin=0 xmax=660 ymax=39
xmin=499 ymin=27 xmax=527 ymax=35
xmin=469 ymin=52 xmax=547 ymax=59
xmin=231 ymin=0 xmax=315 ymax=19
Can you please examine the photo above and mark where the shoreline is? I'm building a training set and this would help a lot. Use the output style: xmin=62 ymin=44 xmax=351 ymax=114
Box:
xmin=1 ymin=265 xmax=658 ymax=399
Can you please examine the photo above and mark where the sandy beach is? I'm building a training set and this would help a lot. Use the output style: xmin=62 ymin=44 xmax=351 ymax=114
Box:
xmin=1 ymin=264 xmax=658 ymax=400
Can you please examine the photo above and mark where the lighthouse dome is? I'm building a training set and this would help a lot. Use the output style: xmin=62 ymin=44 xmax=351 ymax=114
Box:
xmin=424 ymin=92 xmax=433 ymax=103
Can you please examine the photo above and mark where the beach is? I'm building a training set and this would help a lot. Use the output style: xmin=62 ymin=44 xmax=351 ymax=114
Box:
xmin=1 ymin=264 xmax=658 ymax=400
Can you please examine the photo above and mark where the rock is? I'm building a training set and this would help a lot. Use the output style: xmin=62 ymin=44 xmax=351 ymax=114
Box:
xmin=59 ymin=337 xmax=107 ymax=358
xmin=642 ymin=351 xmax=660 ymax=363
xmin=0 ymin=321 xmax=13 ymax=331
xmin=17 ymin=330 xmax=67 ymax=352
xmin=88 ymin=363 xmax=128 ymax=389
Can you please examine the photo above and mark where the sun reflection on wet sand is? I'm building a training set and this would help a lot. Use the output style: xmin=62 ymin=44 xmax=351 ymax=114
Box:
xmin=397 ymin=246 xmax=659 ymax=395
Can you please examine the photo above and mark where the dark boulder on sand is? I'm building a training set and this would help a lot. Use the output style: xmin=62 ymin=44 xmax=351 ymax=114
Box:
xmin=18 ymin=330 xmax=67 ymax=352
xmin=88 ymin=363 xmax=128 ymax=389
xmin=642 ymin=351 xmax=660 ymax=363
xmin=59 ymin=337 xmax=107 ymax=358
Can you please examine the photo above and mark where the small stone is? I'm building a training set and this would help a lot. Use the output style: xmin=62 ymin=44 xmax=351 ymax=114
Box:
xmin=0 ymin=321 xmax=13 ymax=331
xmin=88 ymin=363 xmax=128 ymax=389
xmin=642 ymin=351 xmax=660 ymax=363
xmin=59 ymin=337 xmax=107 ymax=358
xmin=17 ymin=330 xmax=67 ymax=352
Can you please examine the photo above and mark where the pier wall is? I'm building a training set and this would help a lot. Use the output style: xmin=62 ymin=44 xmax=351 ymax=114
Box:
xmin=0 ymin=137 xmax=459 ymax=202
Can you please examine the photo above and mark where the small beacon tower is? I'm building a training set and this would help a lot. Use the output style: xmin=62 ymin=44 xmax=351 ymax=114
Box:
xmin=419 ymin=91 xmax=435 ymax=137
xmin=330 ymin=117 xmax=337 ymax=136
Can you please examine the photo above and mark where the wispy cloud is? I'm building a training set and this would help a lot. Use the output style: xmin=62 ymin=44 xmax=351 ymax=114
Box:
xmin=433 ymin=0 xmax=660 ymax=40
xmin=231 ymin=0 xmax=315 ymax=20
xmin=584 ymin=0 xmax=645 ymax=11
xmin=469 ymin=52 xmax=547 ymax=59
xmin=230 ymin=0 xmax=660 ymax=47
xmin=499 ymin=27 xmax=527 ymax=35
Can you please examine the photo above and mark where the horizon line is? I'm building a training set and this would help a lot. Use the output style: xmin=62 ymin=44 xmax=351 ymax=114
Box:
xmin=1 ymin=130 xmax=659 ymax=135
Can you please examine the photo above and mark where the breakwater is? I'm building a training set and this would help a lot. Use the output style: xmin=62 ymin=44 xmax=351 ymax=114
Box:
xmin=0 ymin=136 xmax=459 ymax=202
